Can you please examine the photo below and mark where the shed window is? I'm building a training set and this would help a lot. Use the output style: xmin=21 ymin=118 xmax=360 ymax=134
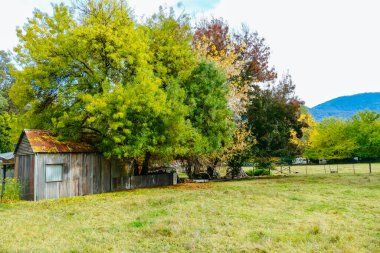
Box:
xmin=46 ymin=164 xmax=63 ymax=182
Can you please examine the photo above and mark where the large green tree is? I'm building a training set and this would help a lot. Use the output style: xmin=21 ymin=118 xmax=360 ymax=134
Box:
xmin=12 ymin=1 xmax=169 ymax=170
xmin=182 ymin=61 xmax=234 ymax=177
xmin=0 ymin=50 xmax=17 ymax=151
xmin=10 ymin=1 xmax=175 ymax=172
xmin=0 ymin=113 xmax=13 ymax=152
xmin=193 ymin=18 xmax=279 ymax=177
xmin=10 ymin=0 xmax=234 ymax=174
xmin=0 ymin=50 xmax=17 ymax=113
xmin=304 ymin=111 xmax=380 ymax=160
xmin=304 ymin=118 xmax=357 ymax=160
xmin=138 ymin=7 xmax=197 ymax=173
xmin=349 ymin=111 xmax=380 ymax=159
xmin=246 ymin=73 xmax=307 ymax=166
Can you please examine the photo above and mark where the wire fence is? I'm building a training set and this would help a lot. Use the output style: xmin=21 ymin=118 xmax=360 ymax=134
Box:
xmin=269 ymin=162 xmax=380 ymax=176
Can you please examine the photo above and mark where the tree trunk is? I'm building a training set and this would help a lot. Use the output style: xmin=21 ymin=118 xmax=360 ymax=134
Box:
xmin=132 ymin=158 xmax=140 ymax=176
xmin=1 ymin=165 xmax=6 ymax=202
xmin=185 ymin=162 xmax=193 ymax=179
xmin=207 ymin=158 xmax=220 ymax=179
xmin=185 ymin=158 xmax=202 ymax=179
xmin=185 ymin=159 xmax=195 ymax=179
xmin=141 ymin=152 xmax=151 ymax=175
xmin=225 ymin=167 xmax=247 ymax=179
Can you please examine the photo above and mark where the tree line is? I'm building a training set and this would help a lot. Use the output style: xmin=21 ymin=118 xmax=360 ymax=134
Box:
xmin=305 ymin=110 xmax=380 ymax=161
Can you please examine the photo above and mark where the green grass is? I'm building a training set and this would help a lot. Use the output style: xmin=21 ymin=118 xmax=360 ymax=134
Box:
xmin=1 ymin=175 xmax=380 ymax=252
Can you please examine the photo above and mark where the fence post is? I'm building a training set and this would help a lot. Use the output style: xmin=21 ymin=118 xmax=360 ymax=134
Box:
xmin=369 ymin=162 xmax=372 ymax=174
xmin=0 ymin=165 xmax=6 ymax=202
xmin=288 ymin=166 xmax=291 ymax=174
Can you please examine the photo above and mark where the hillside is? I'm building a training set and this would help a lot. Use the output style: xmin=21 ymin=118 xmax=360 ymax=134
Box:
xmin=309 ymin=92 xmax=380 ymax=121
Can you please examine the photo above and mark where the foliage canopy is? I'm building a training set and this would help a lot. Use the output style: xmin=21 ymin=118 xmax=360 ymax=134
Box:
xmin=305 ymin=110 xmax=380 ymax=160
xmin=10 ymin=1 xmax=234 ymax=170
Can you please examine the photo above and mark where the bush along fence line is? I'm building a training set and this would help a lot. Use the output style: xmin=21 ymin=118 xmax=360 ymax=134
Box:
xmin=0 ymin=178 xmax=21 ymax=202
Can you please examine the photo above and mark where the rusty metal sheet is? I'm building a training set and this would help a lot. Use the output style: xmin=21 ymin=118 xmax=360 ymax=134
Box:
xmin=24 ymin=129 xmax=95 ymax=153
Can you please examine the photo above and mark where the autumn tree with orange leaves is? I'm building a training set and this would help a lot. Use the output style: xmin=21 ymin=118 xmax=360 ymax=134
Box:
xmin=193 ymin=18 xmax=307 ymax=177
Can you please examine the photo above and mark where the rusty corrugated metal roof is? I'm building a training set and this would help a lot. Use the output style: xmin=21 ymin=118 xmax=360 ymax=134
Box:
xmin=23 ymin=129 xmax=95 ymax=153
xmin=0 ymin=152 xmax=14 ymax=164
xmin=0 ymin=152 xmax=14 ymax=160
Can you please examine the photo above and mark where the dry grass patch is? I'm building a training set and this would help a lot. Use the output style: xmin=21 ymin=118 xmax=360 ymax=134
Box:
xmin=169 ymin=182 xmax=213 ymax=190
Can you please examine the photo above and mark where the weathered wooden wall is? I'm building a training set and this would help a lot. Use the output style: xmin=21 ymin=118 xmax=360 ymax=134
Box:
xmin=15 ymin=130 xmax=176 ymax=201
xmin=34 ymin=153 xmax=111 ymax=200
xmin=17 ymin=134 xmax=34 ymax=155
xmin=16 ymin=152 xmax=177 ymax=201
xmin=125 ymin=173 xmax=177 ymax=189
xmin=15 ymin=155 xmax=35 ymax=200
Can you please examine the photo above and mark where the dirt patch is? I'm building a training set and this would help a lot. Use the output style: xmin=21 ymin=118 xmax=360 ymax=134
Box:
xmin=169 ymin=182 xmax=212 ymax=190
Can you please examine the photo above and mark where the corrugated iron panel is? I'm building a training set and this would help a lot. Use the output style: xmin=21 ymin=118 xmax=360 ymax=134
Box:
xmin=24 ymin=129 xmax=95 ymax=153
xmin=0 ymin=152 xmax=14 ymax=160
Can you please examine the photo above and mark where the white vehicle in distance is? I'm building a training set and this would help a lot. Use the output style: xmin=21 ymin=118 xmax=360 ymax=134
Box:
xmin=292 ymin=157 xmax=308 ymax=165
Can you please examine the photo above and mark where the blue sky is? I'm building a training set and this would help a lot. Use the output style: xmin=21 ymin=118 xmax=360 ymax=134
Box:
xmin=1 ymin=0 xmax=379 ymax=107
xmin=178 ymin=0 xmax=221 ymax=12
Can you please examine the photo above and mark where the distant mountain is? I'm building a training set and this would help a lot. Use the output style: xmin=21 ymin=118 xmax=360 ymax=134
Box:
xmin=309 ymin=92 xmax=380 ymax=121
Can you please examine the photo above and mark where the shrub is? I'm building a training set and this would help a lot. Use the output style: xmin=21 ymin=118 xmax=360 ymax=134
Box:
xmin=246 ymin=169 xmax=255 ymax=176
xmin=0 ymin=178 xmax=21 ymax=201
xmin=246 ymin=168 xmax=270 ymax=176
xmin=254 ymin=168 xmax=270 ymax=176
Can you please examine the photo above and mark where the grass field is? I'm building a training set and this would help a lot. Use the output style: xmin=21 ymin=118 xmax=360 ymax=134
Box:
xmin=0 ymin=174 xmax=379 ymax=252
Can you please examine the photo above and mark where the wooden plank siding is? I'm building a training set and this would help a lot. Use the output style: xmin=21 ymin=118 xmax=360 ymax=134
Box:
xmin=14 ymin=130 xmax=176 ymax=201
xmin=16 ymin=135 xmax=34 ymax=155
xmin=16 ymin=155 xmax=35 ymax=200
xmin=31 ymin=153 xmax=108 ymax=200
xmin=101 ymin=158 xmax=111 ymax=192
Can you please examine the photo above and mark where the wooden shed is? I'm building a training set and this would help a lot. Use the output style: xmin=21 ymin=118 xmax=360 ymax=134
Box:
xmin=14 ymin=129 xmax=177 ymax=201
xmin=0 ymin=152 xmax=15 ymax=179
xmin=14 ymin=129 xmax=108 ymax=200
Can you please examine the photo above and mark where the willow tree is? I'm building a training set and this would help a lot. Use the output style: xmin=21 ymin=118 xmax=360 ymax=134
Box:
xmin=10 ymin=1 xmax=180 ymax=173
